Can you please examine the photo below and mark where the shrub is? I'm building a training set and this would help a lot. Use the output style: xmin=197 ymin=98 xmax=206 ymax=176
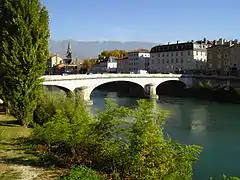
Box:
xmin=33 ymin=92 xmax=66 ymax=125
xmin=63 ymin=166 xmax=101 ymax=180
xmin=32 ymin=96 xmax=202 ymax=179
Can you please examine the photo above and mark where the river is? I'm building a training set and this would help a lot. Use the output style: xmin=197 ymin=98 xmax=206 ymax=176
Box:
xmin=91 ymin=90 xmax=240 ymax=180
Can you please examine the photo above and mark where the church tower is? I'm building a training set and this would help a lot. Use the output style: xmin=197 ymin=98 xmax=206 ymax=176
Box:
xmin=65 ymin=41 xmax=72 ymax=64
xmin=66 ymin=41 xmax=72 ymax=60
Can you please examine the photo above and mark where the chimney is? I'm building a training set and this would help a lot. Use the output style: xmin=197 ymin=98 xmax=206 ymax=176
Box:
xmin=177 ymin=40 xmax=179 ymax=44
xmin=168 ymin=42 xmax=170 ymax=45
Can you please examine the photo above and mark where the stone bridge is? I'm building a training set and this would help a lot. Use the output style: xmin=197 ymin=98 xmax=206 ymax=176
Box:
xmin=42 ymin=74 xmax=240 ymax=101
xmin=42 ymin=74 xmax=193 ymax=101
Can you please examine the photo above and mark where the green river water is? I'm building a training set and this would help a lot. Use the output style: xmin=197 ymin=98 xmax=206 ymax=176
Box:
xmin=91 ymin=90 xmax=240 ymax=180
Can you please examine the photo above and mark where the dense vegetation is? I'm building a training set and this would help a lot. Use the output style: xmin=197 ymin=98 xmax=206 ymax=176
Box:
xmin=30 ymin=92 xmax=202 ymax=179
xmin=98 ymin=50 xmax=127 ymax=59
xmin=0 ymin=0 xmax=50 ymax=127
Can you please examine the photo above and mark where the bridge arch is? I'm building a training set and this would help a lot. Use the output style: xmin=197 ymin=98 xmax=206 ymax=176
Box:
xmin=75 ymin=81 xmax=146 ymax=101
xmin=156 ymin=80 xmax=187 ymax=96
xmin=43 ymin=85 xmax=73 ymax=95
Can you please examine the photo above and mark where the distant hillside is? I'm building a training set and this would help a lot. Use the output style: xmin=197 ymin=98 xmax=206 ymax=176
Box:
xmin=49 ymin=40 xmax=158 ymax=59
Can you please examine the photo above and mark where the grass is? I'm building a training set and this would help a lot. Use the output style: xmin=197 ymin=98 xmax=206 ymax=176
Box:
xmin=0 ymin=168 xmax=21 ymax=180
xmin=0 ymin=114 xmax=67 ymax=180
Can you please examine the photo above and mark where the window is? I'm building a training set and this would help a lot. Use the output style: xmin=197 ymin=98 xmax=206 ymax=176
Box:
xmin=188 ymin=51 xmax=191 ymax=55
xmin=167 ymin=59 xmax=169 ymax=63
xmin=162 ymin=59 xmax=165 ymax=64
xmin=171 ymin=59 xmax=174 ymax=63
xmin=171 ymin=53 xmax=173 ymax=56
xmin=181 ymin=52 xmax=183 ymax=56
xmin=176 ymin=58 xmax=178 ymax=63
xmin=181 ymin=58 xmax=183 ymax=63
xmin=176 ymin=52 xmax=178 ymax=56
xmin=167 ymin=53 xmax=169 ymax=57
xmin=162 ymin=53 xmax=165 ymax=57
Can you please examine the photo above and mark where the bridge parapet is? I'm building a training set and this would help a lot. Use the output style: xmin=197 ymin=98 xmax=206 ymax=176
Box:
xmin=42 ymin=74 xmax=187 ymax=81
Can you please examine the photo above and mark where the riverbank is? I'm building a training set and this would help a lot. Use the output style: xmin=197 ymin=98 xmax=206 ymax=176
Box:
xmin=158 ymin=87 xmax=240 ymax=104
xmin=0 ymin=114 xmax=66 ymax=180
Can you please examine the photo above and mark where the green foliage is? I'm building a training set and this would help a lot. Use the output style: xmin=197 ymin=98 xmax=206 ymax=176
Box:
xmin=79 ymin=58 xmax=97 ymax=73
xmin=199 ymin=81 xmax=213 ymax=89
xmin=0 ymin=0 xmax=50 ymax=126
xmin=32 ymin=93 xmax=93 ymax=147
xmin=33 ymin=92 xmax=60 ymax=125
xmin=63 ymin=166 xmax=101 ymax=180
xmin=32 ymin=96 xmax=202 ymax=179
xmin=221 ymin=175 xmax=240 ymax=180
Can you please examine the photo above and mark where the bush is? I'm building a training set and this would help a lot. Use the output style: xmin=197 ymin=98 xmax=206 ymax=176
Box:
xmin=32 ymin=96 xmax=202 ymax=179
xmin=63 ymin=166 xmax=101 ymax=180
xmin=33 ymin=92 xmax=66 ymax=125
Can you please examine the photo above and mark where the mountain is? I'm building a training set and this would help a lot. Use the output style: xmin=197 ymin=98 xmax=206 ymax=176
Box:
xmin=49 ymin=40 xmax=158 ymax=59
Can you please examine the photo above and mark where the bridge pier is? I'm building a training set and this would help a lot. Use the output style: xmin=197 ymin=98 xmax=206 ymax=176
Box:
xmin=74 ymin=86 xmax=93 ymax=105
xmin=145 ymin=84 xmax=159 ymax=99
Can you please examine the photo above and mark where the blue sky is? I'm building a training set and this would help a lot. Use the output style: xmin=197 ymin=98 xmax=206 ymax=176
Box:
xmin=42 ymin=0 xmax=239 ymax=42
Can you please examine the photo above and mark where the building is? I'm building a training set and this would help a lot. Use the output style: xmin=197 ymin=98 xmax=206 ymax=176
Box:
xmin=116 ymin=56 xmax=129 ymax=73
xmin=127 ymin=49 xmax=150 ymax=73
xmin=149 ymin=39 xmax=211 ymax=74
xmin=46 ymin=42 xmax=77 ymax=75
xmin=91 ymin=56 xmax=117 ymax=73
xmin=54 ymin=64 xmax=77 ymax=75
xmin=46 ymin=54 xmax=63 ymax=75
xmin=207 ymin=38 xmax=240 ymax=76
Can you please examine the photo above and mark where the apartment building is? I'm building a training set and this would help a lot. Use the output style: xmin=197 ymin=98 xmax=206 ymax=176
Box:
xmin=116 ymin=56 xmax=129 ymax=73
xmin=207 ymin=38 xmax=240 ymax=76
xmin=91 ymin=56 xmax=117 ymax=73
xmin=149 ymin=40 xmax=211 ymax=73
xmin=127 ymin=49 xmax=150 ymax=73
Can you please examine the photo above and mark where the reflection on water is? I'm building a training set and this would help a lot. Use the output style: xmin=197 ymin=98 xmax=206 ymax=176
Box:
xmin=91 ymin=90 xmax=240 ymax=180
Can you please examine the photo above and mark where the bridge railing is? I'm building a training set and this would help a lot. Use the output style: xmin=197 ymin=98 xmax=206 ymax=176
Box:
xmin=42 ymin=74 xmax=187 ymax=81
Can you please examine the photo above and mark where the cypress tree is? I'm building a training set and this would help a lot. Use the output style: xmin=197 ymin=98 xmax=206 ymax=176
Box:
xmin=0 ymin=0 xmax=50 ymax=126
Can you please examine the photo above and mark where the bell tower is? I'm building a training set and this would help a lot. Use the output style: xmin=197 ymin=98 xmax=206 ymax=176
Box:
xmin=66 ymin=41 xmax=72 ymax=60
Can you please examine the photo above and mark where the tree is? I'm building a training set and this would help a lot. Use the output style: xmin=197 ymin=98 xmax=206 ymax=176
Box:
xmin=98 ymin=50 xmax=127 ymax=59
xmin=0 ymin=0 xmax=50 ymax=126
xmin=79 ymin=58 xmax=97 ymax=73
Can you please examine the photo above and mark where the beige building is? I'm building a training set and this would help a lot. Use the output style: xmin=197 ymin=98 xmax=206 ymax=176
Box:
xmin=46 ymin=54 xmax=63 ymax=74
xmin=207 ymin=38 xmax=240 ymax=76
xmin=149 ymin=40 xmax=211 ymax=74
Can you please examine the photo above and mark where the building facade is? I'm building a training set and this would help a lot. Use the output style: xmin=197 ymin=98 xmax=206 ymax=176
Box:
xmin=91 ymin=56 xmax=117 ymax=73
xmin=116 ymin=56 xmax=129 ymax=73
xmin=46 ymin=54 xmax=63 ymax=74
xmin=149 ymin=40 xmax=211 ymax=74
xmin=207 ymin=39 xmax=240 ymax=76
xmin=127 ymin=49 xmax=150 ymax=73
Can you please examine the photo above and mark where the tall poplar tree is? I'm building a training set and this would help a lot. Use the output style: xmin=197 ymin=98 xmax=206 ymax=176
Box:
xmin=0 ymin=0 xmax=50 ymax=126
